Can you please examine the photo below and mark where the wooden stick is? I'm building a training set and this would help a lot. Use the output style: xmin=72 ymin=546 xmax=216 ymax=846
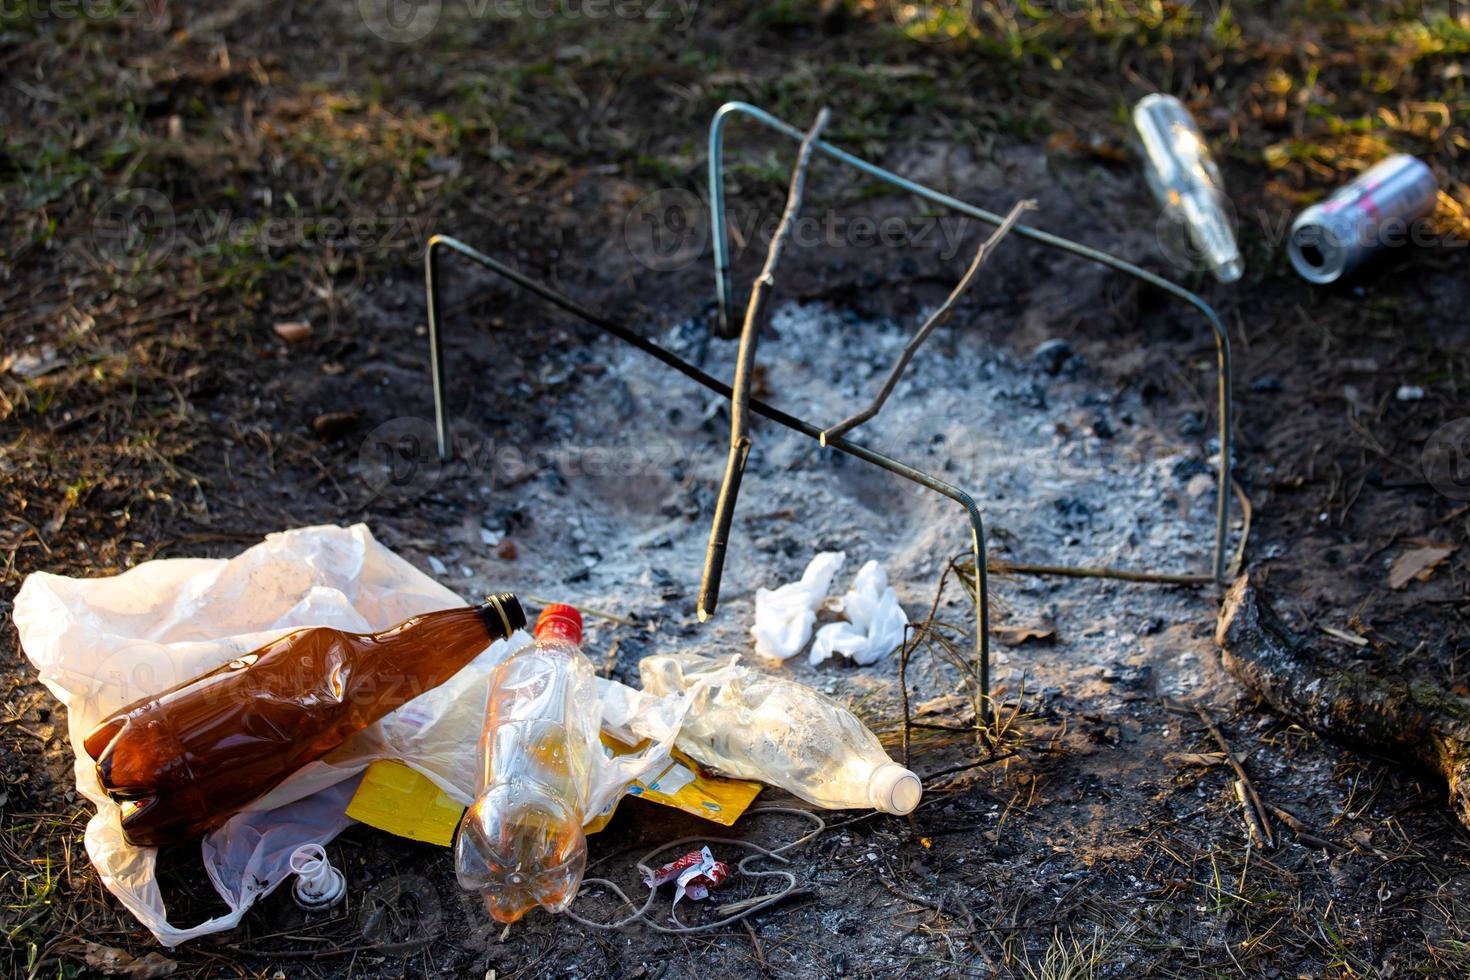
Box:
xmin=1196 ymin=706 xmax=1275 ymax=848
xmin=986 ymin=561 xmax=1215 ymax=586
xmin=820 ymin=198 xmax=1036 ymax=444
xmin=698 ymin=106 xmax=831 ymax=621
xmin=1267 ymin=803 xmax=1343 ymax=851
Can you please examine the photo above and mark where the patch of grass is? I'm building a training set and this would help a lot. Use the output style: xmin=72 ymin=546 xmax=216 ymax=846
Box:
xmin=1020 ymin=923 xmax=1134 ymax=980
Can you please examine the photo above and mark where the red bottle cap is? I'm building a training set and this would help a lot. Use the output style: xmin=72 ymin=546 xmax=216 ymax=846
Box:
xmin=534 ymin=603 xmax=583 ymax=646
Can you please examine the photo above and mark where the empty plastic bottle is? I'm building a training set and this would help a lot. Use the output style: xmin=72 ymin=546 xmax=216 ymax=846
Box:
xmin=1133 ymin=93 xmax=1244 ymax=283
xmin=638 ymin=653 xmax=922 ymax=815
xmin=455 ymin=604 xmax=601 ymax=924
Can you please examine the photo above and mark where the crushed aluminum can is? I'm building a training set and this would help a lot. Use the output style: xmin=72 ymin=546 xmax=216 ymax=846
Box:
xmin=1288 ymin=154 xmax=1439 ymax=284
xmin=642 ymin=846 xmax=732 ymax=905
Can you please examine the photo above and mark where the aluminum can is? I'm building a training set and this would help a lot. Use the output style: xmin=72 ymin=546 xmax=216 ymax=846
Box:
xmin=1288 ymin=154 xmax=1438 ymax=284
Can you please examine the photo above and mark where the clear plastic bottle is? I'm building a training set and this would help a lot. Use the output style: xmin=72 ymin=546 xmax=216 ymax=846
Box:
xmin=1132 ymin=92 xmax=1244 ymax=283
xmin=638 ymin=653 xmax=922 ymax=815
xmin=455 ymin=604 xmax=600 ymax=924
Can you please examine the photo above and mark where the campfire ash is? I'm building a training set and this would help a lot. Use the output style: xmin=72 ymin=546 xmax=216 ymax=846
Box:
xmin=429 ymin=297 xmax=1237 ymax=729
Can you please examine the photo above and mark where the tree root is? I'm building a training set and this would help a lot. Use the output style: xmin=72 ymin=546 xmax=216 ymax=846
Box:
xmin=1216 ymin=574 xmax=1470 ymax=831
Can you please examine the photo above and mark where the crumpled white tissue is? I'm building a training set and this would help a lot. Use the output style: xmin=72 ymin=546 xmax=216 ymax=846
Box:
xmin=750 ymin=551 xmax=845 ymax=660
xmin=810 ymin=560 xmax=909 ymax=666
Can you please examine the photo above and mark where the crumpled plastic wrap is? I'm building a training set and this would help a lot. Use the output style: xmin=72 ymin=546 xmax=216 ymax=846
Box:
xmin=810 ymin=560 xmax=909 ymax=666
xmin=749 ymin=551 xmax=845 ymax=660
xmin=11 ymin=523 xmax=680 ymax=946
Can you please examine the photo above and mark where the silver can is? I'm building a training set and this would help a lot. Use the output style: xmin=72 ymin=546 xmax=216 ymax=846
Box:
xmin=1288 ymin=154 xmax=1438 ymax=284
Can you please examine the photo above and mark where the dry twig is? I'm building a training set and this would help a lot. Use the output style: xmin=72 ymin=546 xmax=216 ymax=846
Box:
xmin=1196 ymin=706 xmax=1275 ymax=848
xmin=821 ymin=198 xmax=1036 ymax=444
xmin=698 ymin=106 xmax=832 ymax=621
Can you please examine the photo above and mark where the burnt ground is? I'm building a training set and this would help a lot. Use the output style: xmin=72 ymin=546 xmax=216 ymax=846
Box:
xmin=4 ymin=1 xmax=1470 ymax=976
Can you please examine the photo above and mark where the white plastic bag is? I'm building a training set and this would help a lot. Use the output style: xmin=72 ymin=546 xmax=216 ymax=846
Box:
xmin=749 ymin=551 xmax=845 ymax=660
xmin=11 ymin=523 xmax=677 ymax=946
xmin=810 ymin=560 xmax=909 ymax=666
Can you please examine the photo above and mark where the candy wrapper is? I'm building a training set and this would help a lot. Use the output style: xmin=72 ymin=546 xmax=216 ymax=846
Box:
xmin=642 ymin=846 xmax=731 ymax=905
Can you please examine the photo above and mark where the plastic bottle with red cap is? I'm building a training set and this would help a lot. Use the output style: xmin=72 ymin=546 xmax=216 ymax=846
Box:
xmin=455 ymin=603 xmax=602 ymax=924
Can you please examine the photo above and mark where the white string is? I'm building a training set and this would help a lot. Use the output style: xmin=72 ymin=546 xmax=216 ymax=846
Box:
xmin=563 ymin=806 xmax=826 ymax=934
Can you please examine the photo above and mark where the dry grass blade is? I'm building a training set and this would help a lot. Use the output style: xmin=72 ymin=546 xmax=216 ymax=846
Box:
xmin=1196 ymin=707 xmax=1275 ymax=849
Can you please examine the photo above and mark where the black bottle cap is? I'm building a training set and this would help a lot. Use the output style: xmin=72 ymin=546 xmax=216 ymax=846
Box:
xmin=480 ymin=592 xmax=527 ymax=637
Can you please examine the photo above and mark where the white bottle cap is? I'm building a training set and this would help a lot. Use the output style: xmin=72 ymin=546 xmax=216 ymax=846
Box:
xmin=290 ymin=843 xmax=346 ymax=912
xmin=870 ymin=762 xmax=923 ymax=815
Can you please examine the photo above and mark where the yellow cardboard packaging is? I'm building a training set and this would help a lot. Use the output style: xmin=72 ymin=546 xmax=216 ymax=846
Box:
xmin=346 ymin=738 xmax=761 ymax=845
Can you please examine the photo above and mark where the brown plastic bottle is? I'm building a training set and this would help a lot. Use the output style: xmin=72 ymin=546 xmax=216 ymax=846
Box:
xmin=84 ymin=594 xmax=526 ymax=847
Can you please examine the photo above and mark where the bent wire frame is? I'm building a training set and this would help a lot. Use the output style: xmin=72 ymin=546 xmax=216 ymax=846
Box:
xmin=422 ymin=102 xmax=1234 ymax=729
xmin=707 ymin=102 xmax=1233 ymax=586
xmin=424 ymin=233 xmax=993 ymax=719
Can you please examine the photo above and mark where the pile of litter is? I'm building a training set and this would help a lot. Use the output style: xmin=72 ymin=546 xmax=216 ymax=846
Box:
xmin=12 ymin=524 xmax=919 ymax=944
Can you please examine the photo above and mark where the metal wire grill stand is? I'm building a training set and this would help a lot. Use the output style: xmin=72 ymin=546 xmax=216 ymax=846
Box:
xmin=421 ymin=102 xmax=1235 ymax=738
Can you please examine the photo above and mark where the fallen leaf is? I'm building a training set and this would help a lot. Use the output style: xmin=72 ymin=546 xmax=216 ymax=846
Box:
xmin=80 ymin=942 xmax=178 ymax=978
xmin=994 ymin=625 xmax=1055 ymax=646
xmin=273 ymin=321 xmax=312 ymax=343
xmin=1387 ymin=545 xmax=1456 ymax=590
